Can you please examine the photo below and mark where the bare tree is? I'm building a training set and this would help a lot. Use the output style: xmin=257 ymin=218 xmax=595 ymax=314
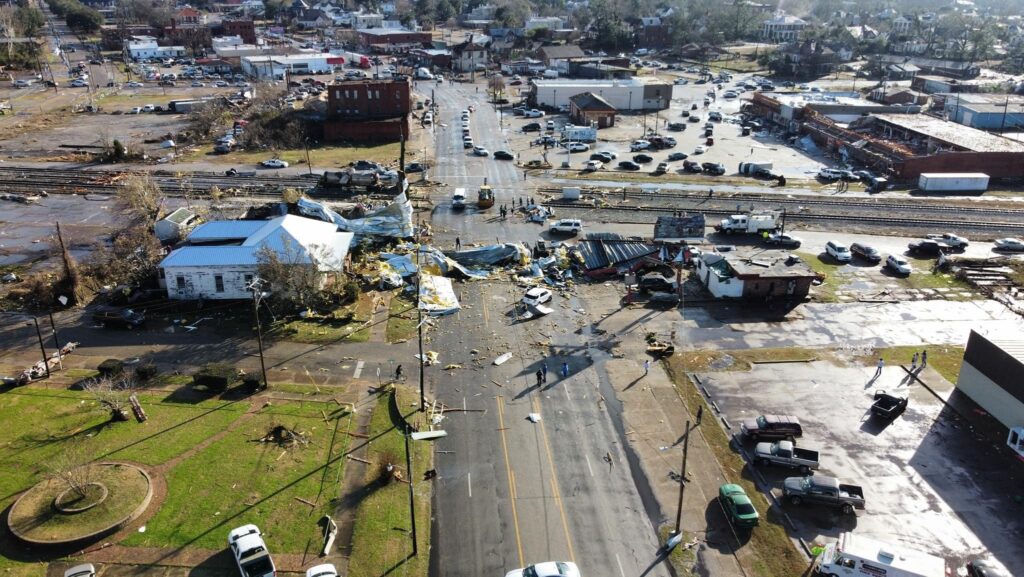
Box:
xmin=256 ymin=239 xmax=334 ymax=310
xmin=82 ymin=375 xmax=136 ymax=422
xmin=46 ymin=439 xmax=96 ymax=500
xmin=0 ymin=6 xmax=17 ymax=59
xmin=117 ymin=174 xmax=161 ymax=222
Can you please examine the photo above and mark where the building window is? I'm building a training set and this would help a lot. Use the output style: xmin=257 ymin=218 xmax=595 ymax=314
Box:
xmin=244 ymin=274 xmax=254 ymax=287
xmin=215 ymin=275 xmax=225 ymax=293
xmin=176 ymin=275 xmax=186 ymax=290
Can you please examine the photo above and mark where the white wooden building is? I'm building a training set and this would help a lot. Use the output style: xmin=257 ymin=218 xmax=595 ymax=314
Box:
xmin=159 ymin=215 xmax=353 ymax=300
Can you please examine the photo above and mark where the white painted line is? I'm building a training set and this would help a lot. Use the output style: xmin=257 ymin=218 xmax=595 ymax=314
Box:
xmin=353 ymin=360 xmax=364 ymax=379
xmin=584 ymin=454 xmax=594 ymax=477
xmin=615 ymin=554 xmax=625 ymax=577
xmin=463 ymin=397 xmax=467 ymax=414
xmin=468 ymin=472 xmax=472 ymax=498
xmin=564 ymin=385 xmax=572 ymax=402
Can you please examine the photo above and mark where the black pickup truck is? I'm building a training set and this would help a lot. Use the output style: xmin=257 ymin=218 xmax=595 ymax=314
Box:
xmin=871 ymin=391 xmax=908 ymax=420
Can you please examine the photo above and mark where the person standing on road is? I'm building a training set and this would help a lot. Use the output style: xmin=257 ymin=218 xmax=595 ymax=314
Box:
xmin=535 ymin=369 xmax=543 ymax=386
xmin=561 ymin=361 xmax=570 ymax=378
xmin=455 ymin=236 xmax=461 ymax=251
xmin=921 ymin=350 xmax=928 ymax=367
xmin=911 ymin=352 xmax=919 ymax=370
xmin=874 ymin=358 xmax=884 ymax=378
xmin=643 ymin=359 xmax=650 ymax=376
xmin=542 ymin=363 xmax=548 ymax=382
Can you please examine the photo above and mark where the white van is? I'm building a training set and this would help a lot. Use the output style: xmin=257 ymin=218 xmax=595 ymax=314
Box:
xmin=814 ymin=533 xmax=947 ymax=577
xmin=451 ymin=188 xmax=466 ymax=209
xmin=415 ymin=67 xmax=434 ymax=80
xmin=825 ymin=240 xmax=852 ymax=262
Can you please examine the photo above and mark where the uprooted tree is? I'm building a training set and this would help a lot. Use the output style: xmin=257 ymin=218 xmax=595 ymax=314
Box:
xmin=83 ymin=222 xmax=164 ymax=288
xmin=116 ymin=173 xmax=161 ymax=223
xmin=82 ymin=375 xmax=136 ymax=422
xmin=256 ymin=239 xmax=343 ymax=311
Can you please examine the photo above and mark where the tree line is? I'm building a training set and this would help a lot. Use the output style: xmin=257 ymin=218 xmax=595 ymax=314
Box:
xmin=45 ymin=0 xmax=103 ymax=33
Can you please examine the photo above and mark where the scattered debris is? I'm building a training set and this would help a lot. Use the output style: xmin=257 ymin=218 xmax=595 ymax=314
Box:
xmin=527 ymin=413 xmax=542 ymax=423
xmin=494 ymin=352 xmax=513 ymax=365
xmin=256 ymin=425 xmax=309 ymax=448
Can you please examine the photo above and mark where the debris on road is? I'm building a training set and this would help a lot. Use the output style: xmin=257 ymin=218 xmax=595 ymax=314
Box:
xmin=494 ymin=352 xmax=513 ymax=365
xmin=527 ymin=413 xmax=541 ymax=423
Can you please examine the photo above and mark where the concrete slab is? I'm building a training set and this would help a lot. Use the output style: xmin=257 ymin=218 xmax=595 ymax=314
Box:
xmin=696 ymin=361 xmax=1020 ymax=575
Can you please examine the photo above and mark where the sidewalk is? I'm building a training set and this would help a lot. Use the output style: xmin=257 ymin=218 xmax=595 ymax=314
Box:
xmin=604 ymin=355 xmax=755 ymax=577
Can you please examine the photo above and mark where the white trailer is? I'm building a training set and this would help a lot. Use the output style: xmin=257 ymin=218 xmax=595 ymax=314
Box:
xmin=814 ymin=533 xmax=946 ymax=577
xmin=918 ymin=173 xmax=989 ymax=192
xmin=560 ymin=124 xmax=597 ymax=142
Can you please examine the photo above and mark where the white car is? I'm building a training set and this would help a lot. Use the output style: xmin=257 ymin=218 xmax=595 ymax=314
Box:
xmin=522 ymin=287 xmax=553 ymax=307
xmin=130 ymin=106 xmax=143 ymax=114
xmin=191 ymin=81 xmax=205 ymax=87
xmin=825 ymin=240 xmax=852 ymax=262
xmin=215 ymin=80 xmax=229 ymax=87
xmin=994 ymin=238 xmax=1024 ymax=252
xmin=565 ymin=142 xmax=589 ymax=152
xmin=126 ymin=81 xmax=144 ymax=88
xmin=524 ymin=109 xmax=545 ymax=118
xmin=260 ymin=158 xmax=289 ymax=168
xmin=549 ymin=218 xmax=583 ymax=235
xmin=505 ymin=561 xmax=580 ymax=577
xmin=629 ymin=140 xmax=651 ymax=151
xmin=228 ymin=525 xmax=276 ymax=577
xmin=70 ymin=79 xmax=88 ymax=87
xmin=473 ymin=146 xmax=489 ymax=156
xmin=142 ymin=104 xmax=156 ymax=112
xmin=584 ymin=160 xmax=603 ymax=171
xmin=597 ymin=150 xmax=618 ymax=159
xmin=423 ymin=112 xmax=433 ymax=124
xmin=693 ymin=145 xmax=707 ymax=154
xmin=886 ymin=255 xmax=912 ymax=275
xmin=306 ymin=564 xmax=339 ymax=577
xmin=723 ymin=90 xmax=738 ymax=99
xmin=64 ymin=564 xmax=96 ymax=577
xmin=925 ymin=232 xmax=969 ymax=248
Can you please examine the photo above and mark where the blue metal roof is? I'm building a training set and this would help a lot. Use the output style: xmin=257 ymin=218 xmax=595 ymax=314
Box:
xmin=187 ymin=220 xmax=266 ymax=242
xmin=160 ymin=246 xmax=261 ymax=267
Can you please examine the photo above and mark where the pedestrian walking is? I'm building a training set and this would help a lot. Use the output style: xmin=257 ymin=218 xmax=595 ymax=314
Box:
xmin=529 ymin=197 xmax=534 ymax=206
xmin=561 ymin=361 xmax=570 ymax=378
xmin=911 ymin=352 xmax=919 ymax=370
xmin=921 ymin=350 xmax=928 ymax=367
xmin=874 ymin=358 xmax=884 ymax=378
xmin=541 ymin=363 xmax=548 ymax=382
xmin=455 ymin=236 xmax=461 ymax=251
xmin=643 ymin=359 xmax=650 ymax=376
xmin=395 ymin=364 xmax=403 ymax=381
xmin=535 ymin=369 xmax=543 ymax=386
xmin=708 ymin=188 xmax=713 ymax=198
xmin=696 ymin=405 xmax=703 ymax=426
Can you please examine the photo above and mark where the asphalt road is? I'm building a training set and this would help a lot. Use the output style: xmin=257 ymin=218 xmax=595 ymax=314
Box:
xmin=426 ymin=83 xmax=673 ymax=577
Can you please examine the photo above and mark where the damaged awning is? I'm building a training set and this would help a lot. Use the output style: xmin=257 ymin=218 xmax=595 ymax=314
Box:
xmin=445 ymin=243 xmax=531 ymax=267
xmin=418 ymin=274 xmax=460 ymax=316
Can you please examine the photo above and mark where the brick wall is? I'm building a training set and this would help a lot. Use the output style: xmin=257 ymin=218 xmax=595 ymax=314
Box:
xmin=323 ymin=117 xmax=409 ymax=143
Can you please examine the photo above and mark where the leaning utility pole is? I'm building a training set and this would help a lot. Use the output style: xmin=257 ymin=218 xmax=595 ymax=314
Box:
xmin=674 ymin=420 xmax=691 ymax=534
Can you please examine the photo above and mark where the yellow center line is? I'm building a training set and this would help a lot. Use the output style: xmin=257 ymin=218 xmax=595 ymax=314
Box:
xmin=533 ymin=395 xmax=577 ymax=563
xmin=497 ymin=396 xmax=525 ymax=567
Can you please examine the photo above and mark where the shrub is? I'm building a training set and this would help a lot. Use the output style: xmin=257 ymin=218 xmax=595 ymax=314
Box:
xmin=192 ymin=363 xmax=238 ymax=392
xmin=342 ymin=280 xmax=360 ymax=304
xmin=135 ymin=363 xmax=159 ymax=381
xmin=98 ymin=358 xmax=124 ymax=377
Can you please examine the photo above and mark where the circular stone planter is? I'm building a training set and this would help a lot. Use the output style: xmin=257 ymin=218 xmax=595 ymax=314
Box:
xmin=8 ymin=462 xmax=153 ymax=546
xmin=54 ymin=482 xmax=109 ymax=514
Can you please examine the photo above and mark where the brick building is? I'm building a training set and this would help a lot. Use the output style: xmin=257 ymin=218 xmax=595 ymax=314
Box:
xmin=357 ymin=28 xmax=431 ymax=52
xmin=569 ymin=92 xmax=616 ymax=128
xmin=323 ymin=77 xmax=412 ymax=143
xmin=219 ymin=19 xmax=257 ymax=45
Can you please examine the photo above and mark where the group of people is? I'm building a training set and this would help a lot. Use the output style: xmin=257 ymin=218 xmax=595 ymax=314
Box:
xmin=872 ymin=350 xmax=929 ymax=379
xmin=535 ymin=361 xmax=571 ymax=385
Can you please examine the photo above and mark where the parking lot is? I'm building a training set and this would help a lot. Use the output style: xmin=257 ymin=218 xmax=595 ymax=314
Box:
xmin=696 ymin=361 xmax=1021 ymax=575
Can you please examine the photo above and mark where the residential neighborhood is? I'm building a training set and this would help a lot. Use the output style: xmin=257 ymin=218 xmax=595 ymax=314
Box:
xmin=1 ymin=0 xmax=1024 ymax=577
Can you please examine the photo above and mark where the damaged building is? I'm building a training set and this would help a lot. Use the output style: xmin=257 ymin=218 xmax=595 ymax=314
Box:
xmin=694 ymin=253 xmax=818 ymax=301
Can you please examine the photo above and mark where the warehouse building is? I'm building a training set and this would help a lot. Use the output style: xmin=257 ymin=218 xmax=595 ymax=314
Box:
xmin=241 ymin=53 xmax=344 ymax=78
xmin=529 ymin=78 xmax=672 ymax=112
xmin=956 ymin=330 xmax=1024 ymax=458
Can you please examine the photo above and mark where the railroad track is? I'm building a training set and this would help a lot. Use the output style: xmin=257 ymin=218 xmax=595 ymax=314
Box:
xmin=536 ymin=186 xmax=1024 ymax=219
xmin=544 ymin=200 xmax=1024 ymax=232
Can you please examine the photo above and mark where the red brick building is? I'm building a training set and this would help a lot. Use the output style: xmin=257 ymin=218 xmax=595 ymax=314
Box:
xmin=357 ymin=28 xmax=432 ymax=52
xmin=219 ymin=19 xmax=257 ymax=45
xmin=323 ymin=78 xmax=412 ymax=143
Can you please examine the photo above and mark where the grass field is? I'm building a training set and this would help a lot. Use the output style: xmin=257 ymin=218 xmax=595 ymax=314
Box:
xmin=0 ymin=386 xmax=353 ymax=572
xmin=190 ymin=142 xmax=403 ymax=169
xmin=271 ymin=293 xmax=376 ymax=344
xmin=795 ymin=251 xmax=977 ymax=302
xmin=385 ymin=294 xmax=418 ymax=343
xmin=347 ymin=385 xmax=432 ymax=577
xmin=124 ymin=400 xmax=351 ymax=552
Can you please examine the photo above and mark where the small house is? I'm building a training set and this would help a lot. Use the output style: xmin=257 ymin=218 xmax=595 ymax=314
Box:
xmin=154 ymin=207 xmax=199 ymax=243
xmin=695 ymin=253 xmax=817 ymax=301
xmin=569 ymin=92 xmax=616 ymax=128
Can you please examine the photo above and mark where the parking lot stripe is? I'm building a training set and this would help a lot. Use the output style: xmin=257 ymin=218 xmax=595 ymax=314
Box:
xmin=353 ymin=360 xmax=364 ymax=379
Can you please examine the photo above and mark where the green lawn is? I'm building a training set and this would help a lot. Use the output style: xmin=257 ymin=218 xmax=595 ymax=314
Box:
xmin=189 ymin=142 xmax=403 ymax=169
xmin=796 ymin=251 xmax=977 ymax=303
xmin=123 ymin=400 xmax=351 ymax=553
xmin=794 ymin=251 xmax=843 ymax=302
xmin=385 ymin=294 xmax=418 ymax=343
xmin=271 ymin=294 xmax=375 ymax=344
xmin=347 ymin=386 xmax=432 ymax=577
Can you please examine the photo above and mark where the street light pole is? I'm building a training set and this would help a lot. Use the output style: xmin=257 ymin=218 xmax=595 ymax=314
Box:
xmin=249 ymin=281 xmax=269 ymax=390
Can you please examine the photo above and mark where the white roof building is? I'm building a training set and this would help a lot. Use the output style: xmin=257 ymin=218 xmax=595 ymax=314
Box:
xmin=762 ymin=12 xmax=807 ymax=42
xmin=159 ymin=215 xmax=354 ymax=300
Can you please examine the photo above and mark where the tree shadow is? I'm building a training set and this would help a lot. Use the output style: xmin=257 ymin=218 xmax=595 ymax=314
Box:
xmin=186 ymin=548 xmax=235 ymax=577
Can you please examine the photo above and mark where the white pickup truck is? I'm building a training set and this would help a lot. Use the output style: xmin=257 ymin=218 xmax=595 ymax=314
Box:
xmin=925 ymin=232 xmax=969 ymax=249
xmin=228 ymin=525 xmax=276 ymax=577
xmin=754 ymin=440 xmax=819 ymax=474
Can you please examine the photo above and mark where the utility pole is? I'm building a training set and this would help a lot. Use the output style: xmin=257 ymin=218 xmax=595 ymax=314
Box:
xmin=415 ymin=219 xmax=426 ymax=411
xmin=674 ymin=420 xmax=691 ymax=534
xmin=32 ymin=318 xmax=50 ymax=379
xmin=999 ymin=93 xmax=1010 ymax=134
xmin=48 ymin=311 xmax=62 ymax=370
xmin=249 ymin=281 xmax=269 ymax=390
xmin=405 ymin=430 xmax=418 ymax=556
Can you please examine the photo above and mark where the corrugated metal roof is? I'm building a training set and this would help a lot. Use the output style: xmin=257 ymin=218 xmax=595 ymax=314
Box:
xmin=161 ymin=246 xmax=261 ymax=267
xmin=188 ymin=220 xmax=266 ymax=241
xmin=162 ymin=207 xmax=197 ymax=225
xmin=578 ymin=236 xmax=657 ymax=271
